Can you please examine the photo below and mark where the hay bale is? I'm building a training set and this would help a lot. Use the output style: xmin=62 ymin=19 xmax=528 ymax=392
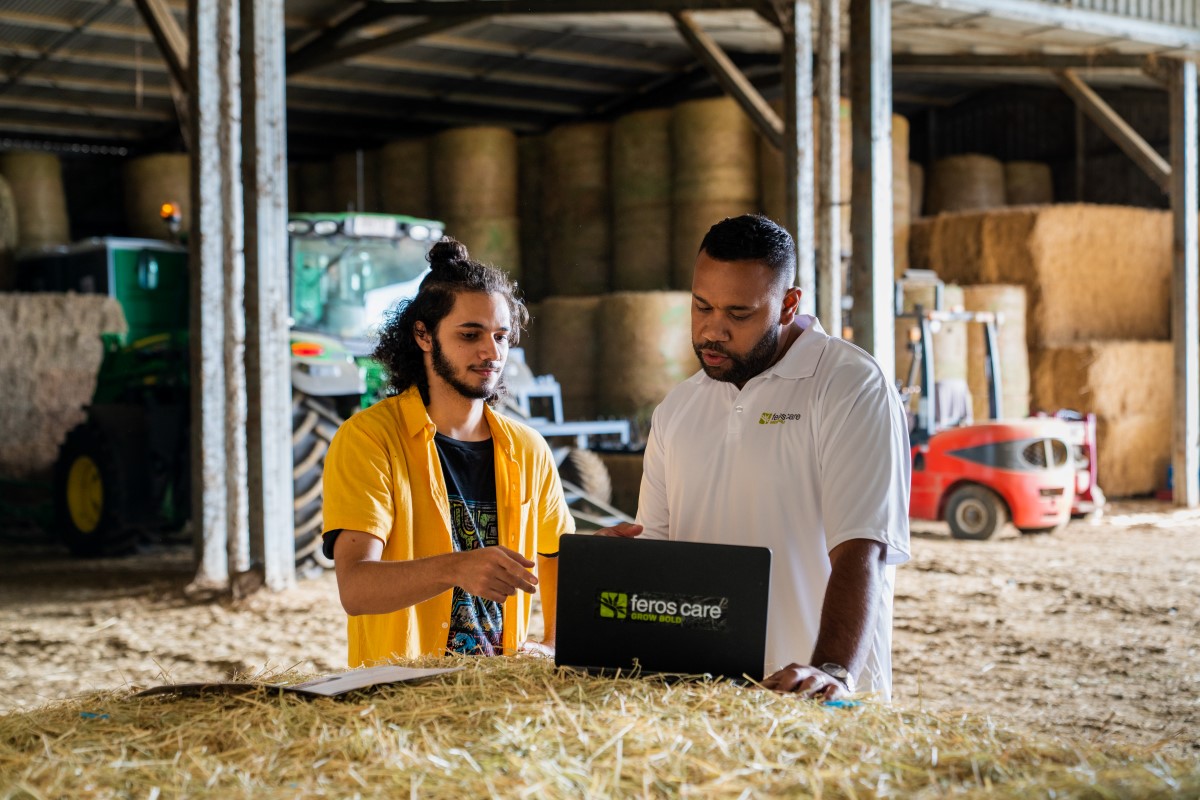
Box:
xmin=543 ymin=123 xmax=611 ymax=296
xmin=332 ymin=150 xmax=381 ymax=212
xmin=926 ymin=154 xmax=1006 ymax=214
xmin=123 ymin=153 xmax=189 ymax=240
xmin=0 ymin=175 xmax=16 ymax=291
xmin=0 ymin=151 xmax=70 ymax=248
xmin=534 ymin=296 xmax=601 ymax=419
xmin=672 ymin=198 xmax=757 ymax=289
xmin=433 ymin=127 xmax=518 ymax=219
xmin=0 ymin=294 xmax=127 ymax=478
xmin=894 ymin=284 xmax=967 ymax=387
xmin=598 ymin=450 xmax=645 ymax=516
xmin=1031 ymin=342 xmax=1171 ymax=497
xmin=442 ymin=216 xmax=520 ymax=280
xmin=910 ymin=161 xmax=924 ymax=218
xmin=298 ymin=160 xmax=334 ymax=212
xmin=963 ymin=285 xmax=1030 ymax=421
xmin=1005 ymin=161 xmax=1054 ymax=206
xmin=893 ymin=114 xmax=911 ymax=279
xmin=914 ymin=205 xmax=1171 ymax=347
xmin=597 ymin=291 xmax=695 ymax=421
xmin=378 ymin=139 xmax=433 ymax=219
xmin=612 ymin=109 xmax=672 ymax=292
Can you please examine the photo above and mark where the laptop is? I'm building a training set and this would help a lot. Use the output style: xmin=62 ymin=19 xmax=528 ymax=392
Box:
xmin=554 ymin=534 xmax=771 ymax=682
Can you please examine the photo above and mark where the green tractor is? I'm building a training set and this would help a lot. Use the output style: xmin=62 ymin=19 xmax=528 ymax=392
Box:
xmin=18 ymin=213 xmax=442 ymax=562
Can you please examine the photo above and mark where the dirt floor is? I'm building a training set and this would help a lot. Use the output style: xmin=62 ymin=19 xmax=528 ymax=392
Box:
xmin=2 ymin=501 xmax=1198 ymax=754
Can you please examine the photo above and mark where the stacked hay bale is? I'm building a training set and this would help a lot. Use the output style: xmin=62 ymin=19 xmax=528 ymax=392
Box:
xmin=892 ymin=115 xmax=912 ymax=278
xmin=909 ymin=204 xmax=1172 ymax=496
xmin=962 ymin=285 xmax=1030 ymax=421
xmin=378 ymin=139 xmax=433 ymax=219
xmin=611 ymin=110 xmax=672 ymax=291
xmin=0 ymin=175 xmax=16 ymax=290
xmin=542 ymin=123 xmax=611 ymax=294
xmin=909 ymin=161 xmax=924 ymax=219
xmin=297 ymin=160 xmax=334 ymax=212
xmin=925 ymin=154 xmax=1006 ymax=215
xmin=673 ymin=97 xmax=757 ymax=288
xmin=332 ymin=150 xmax=381 ymax=213
xmin=0 ymin=294 xmax=127 ymax=478
xmin=123 ymin=153 xmax=189 ymax=239
xmin=894 ymin=283 xmax=968 ymax=421
xmin=1004 ymin=161 xmax=1054 ymax=205
xmin=434 ymin=127 xmax=520 ymax=276
xmin=596 ymin=291 xmax=695 ymax=424
xmin=532 ymin=296 xmax=601 ymax=419
xmin=0 ymin=151 xmax=70 ymax=249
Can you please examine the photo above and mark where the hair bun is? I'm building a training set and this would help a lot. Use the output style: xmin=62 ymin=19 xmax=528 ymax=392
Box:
xmin=428 ymin=238 xmax=470 ymax=273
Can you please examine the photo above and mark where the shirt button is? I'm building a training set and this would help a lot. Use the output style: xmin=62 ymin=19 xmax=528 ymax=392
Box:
xmin=735 ymin=406 xmax=744 ymax=413
xmin=441 ymin=623 xmax=448 ymax=629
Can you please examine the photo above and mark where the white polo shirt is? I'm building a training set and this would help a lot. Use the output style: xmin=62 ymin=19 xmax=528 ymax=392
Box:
xmin=636 ymin=315 xmax=911 ymax=698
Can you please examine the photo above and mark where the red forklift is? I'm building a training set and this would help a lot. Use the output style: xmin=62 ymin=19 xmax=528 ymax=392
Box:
xmin=898 ymin=291 xmax=1103 ymax=540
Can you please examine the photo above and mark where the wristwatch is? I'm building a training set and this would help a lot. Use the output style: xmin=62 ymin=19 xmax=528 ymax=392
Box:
xmin=817 ymin=662 xmax=855 ymax=693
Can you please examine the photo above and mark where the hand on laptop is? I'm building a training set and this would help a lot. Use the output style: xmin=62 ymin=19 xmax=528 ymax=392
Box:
xmin=761 ymin=664 xmax=850 ymax=701
xmin=594 ymin=522 xmax=643 ymax=538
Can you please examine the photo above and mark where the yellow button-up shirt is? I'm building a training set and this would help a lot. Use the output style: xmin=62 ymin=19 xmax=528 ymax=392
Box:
xmin=322 ymin=386 xmax=574 ymax=666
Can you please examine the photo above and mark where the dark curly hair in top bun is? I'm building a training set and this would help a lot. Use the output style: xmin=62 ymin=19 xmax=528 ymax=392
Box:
xmin=373 ymin=237 xmax=528 ymax=406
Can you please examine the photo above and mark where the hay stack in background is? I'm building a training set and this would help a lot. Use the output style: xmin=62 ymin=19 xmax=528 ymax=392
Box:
xmin=673 ymin=97 xmax=758 ymax=288
xmin=911 ymin=205 xmax=1171 ymax=347
xmin=123 ymin=153 xmax=189 ymax=239
xmin=892 ymin=115 xmax=912 ymax=278
xmin=533 ymin=296 xmax=601 ymax=419
xmin=894 ymin=283 xmax=967 ymax=394
xmin=596 ymin=291 xmax=694 ymax=422
xmin=612 ymin=109 xmax=672 ymax=291
xmin=332 ymin=149 xmax=381 ymax=212
xmin=910 ymin=161 xmax=924 ymax=218
xmin=1031 ymin=342 xmax=1171 ymax=497
xmin=435 ymin=127 xmax=521 ymax=280
xmin=598 ymin=450 xmax=645 ymax=516
xmin=443 ymin=217 xmax=520 ymax=276
xmin=926 ymin=154 xmax=1006 ymax=214
xmin=297 ymin=160 xmax=334 ymax=212
xmin=963 ymin=285 xmax=1030 ymax=421
xmin=543 ymin=123 xmax=611 ymax=295
xmin=517 ymin=136 xmax=546 ymax=300
xmin=1005 ymin=161 xmax=1054 ymax=205
xmin=0 ymin=151 xmax=70 ymax=248
xmin=0 ymin=294 xmax=127 ymax=478
xmin=0 ymin=175 xmax=16 ymax=290
xmin=378 ymin=138 xmax=433 ymax=219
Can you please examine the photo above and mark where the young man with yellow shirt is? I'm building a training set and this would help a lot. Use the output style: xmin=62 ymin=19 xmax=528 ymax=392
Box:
xmin=321 ymin=238 xmax=574 ymax=667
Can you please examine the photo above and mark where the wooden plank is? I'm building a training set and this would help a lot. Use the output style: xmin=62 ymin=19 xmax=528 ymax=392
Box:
xmin=672 ymin=11 xmax=783 ymax=149
xmin=1170 ymin=57 xmax=1199 ymax=507
xmin=816 ymin=0 xmax=842 ymax=331
xmin=242 ymin=0 xmax=296 ymax=588
xmin=1055 ymin=68 xmax=1171 ymax=191
xmin=132 ymin=0 xmax=190 ymax=91
xmin=289 ymin=15 xmax=479 ymax=75
xmin=780 ymin=1 xmax=816 ymax=314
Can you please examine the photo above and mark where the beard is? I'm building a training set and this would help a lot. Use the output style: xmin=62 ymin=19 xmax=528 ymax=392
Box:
xmin=694 ymin=325 xmax=780 ymax=385
xmin=431 ymin=335 xmax=504 ymax=402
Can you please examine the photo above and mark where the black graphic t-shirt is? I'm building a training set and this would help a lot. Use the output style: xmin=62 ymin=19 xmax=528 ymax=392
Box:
xmin=435 ymin=432 xmax=503 ymax=656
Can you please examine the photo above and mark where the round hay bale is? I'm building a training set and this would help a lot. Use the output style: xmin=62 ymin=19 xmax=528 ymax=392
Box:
xmin=536 ymin=296 xmax=601 ymax=419
xmin=442 ymin=216 xmax=521 ymax=280
xmin=0 ymin=151 xmax=70 ymax=248
xmin=926 ymin=154 xmax=1005 ymax=214
xmin=893 ymin=114 xmax=911 ymax=279
xmin=298 ymin=160 xmax=334 ymax=212
xmin=597 ymin=291 xmax=695 ymax=421
xmin=672 ymin=199 xmax=757 ymax=289
xmin=517 ymin=135 xmax=547 ymax=302
xmin=543 ymin=122 xmax=612 ymax=296
xmin=963 ymin=284 xmax=1030 ymax=421
xmin=433 ymin=126 xmax=518 ymax=218
xmin=1004 ymin=161 xmax=1054 ymax=206
xmin=895 ymin=283 xmax=967 ymax=386
xmin=910 ymin=161 xmax=925 ymax=218
xmin=673 ymin=96 xmax=757 ymax=205
xmin=123 ymin=153 xmax=189 ymax=240
xmin=332 ymin=150 xmax=380 ymax=212
xmin=613 ymin=204 xmax=671 ymax=291
xmin=379 ymin=138 xmax=433 ymax=218
xmin=612 ymin=109 xmax=671 ymax=210
xmin=0 ymin=175 xmax=16 ymax=290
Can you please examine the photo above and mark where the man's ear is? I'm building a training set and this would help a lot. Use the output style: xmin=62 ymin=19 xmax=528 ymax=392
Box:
xmin=413 ymin=321 xmax=433 ymax=353
xmin=779 ymin=287 xmax=801 ymax=325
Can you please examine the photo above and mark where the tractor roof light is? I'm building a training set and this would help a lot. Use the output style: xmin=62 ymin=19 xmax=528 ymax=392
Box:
xmin=312 ymin=219 xmax=341 ymax=236
xmin=287 ymin=219 xmax=313 ymax=236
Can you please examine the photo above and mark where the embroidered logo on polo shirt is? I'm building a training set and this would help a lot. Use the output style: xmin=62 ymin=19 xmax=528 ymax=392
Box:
xmin=759 ymin=411 xmax=803 ymax=425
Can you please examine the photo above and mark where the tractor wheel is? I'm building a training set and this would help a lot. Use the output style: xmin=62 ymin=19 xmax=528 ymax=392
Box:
xmin=293 ymin=392 xmax=344 ymax=568
xmin=945 ymin=484 xmax=1008 ymax=541
xmin=53 ymin=422 xmax=138 ymax=557
xmin=557 ymin=448 xmax=612 ymax=505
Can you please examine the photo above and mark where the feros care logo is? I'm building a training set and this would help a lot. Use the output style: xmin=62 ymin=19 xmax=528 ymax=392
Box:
xmin=599 ymin=591 xmax=628 ymax=619
xmin=595 ymin=590 xmax=729 ymax=631
xmin=759 ymin=411 xmax=803 ymax=425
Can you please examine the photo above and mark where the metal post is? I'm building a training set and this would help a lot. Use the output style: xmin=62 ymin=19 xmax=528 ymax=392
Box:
xmin=816 ymin=0 xmax=840 ymax=332
xmin=849 ymin=0 xmax=894 ymax=376
xmin=242 ymin=0 xmax=296 ymax=588
xmin=1170 ymin=58 xmax=1199 ymax=508
xmin=187 ymin=0 xmax=227 ymax=589
xmin=781 ymin=1 xmax=815 ymax=315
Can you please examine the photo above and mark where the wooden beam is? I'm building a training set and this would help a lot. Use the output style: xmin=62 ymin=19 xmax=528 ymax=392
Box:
xmin=371 ymin=0 xmax=763 ymax=13
xmin=285 ymin=1 xmax=392 ymax=73
xmin=0 ymin=95 xmax=173 ymax=122
xmin=132 ymin=0 xmax=190 ymax=91
xmin=289 ymin=16 xmax=485 ymax=75
xmin=893 ymin=53 xmax=1162 ymax=71
xmin=1055 ymin=68 xmax=1171 ymax=192
xmin=672 ymin=11 xmax=783 ymax=150
xmin=1170 ymin=57 xmax=1199 ymax=508
xmin=816 ymin=0 xmax=841 ymax=331
xmin=0 ymin=119 xmax=146 ymax=140
xmin=779 ymin=1 xmax=815 ymax=314
xmin=424 ymin=32 xmax=675 ymax=73
xmin=849 ymin=0 xmax=894 ymax=374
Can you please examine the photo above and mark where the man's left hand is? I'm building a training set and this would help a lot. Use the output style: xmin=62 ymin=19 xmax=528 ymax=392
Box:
xmin=761 ymin=663 xmax=849 ymax=701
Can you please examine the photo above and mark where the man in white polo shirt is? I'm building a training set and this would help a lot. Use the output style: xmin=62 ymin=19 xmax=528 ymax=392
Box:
xmin=605 ymin=214 xmax=911 ymax=700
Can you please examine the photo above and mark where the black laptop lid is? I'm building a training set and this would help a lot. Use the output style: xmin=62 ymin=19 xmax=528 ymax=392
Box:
xmin=554 ymin=534 xmax=771 ymax=681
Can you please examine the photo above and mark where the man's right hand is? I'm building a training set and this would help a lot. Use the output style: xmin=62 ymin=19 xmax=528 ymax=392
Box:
xmin=594 ymin=522 xmax=644 ymax=538
xmin=452 ymin=546 xmax=538 ymax=603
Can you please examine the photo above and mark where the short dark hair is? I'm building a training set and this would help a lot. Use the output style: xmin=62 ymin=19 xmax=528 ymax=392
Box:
xmin=373 ymin=237 xmax=528 ymax=405
xmin=698 ymin=214 xmax=796 ymax=290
